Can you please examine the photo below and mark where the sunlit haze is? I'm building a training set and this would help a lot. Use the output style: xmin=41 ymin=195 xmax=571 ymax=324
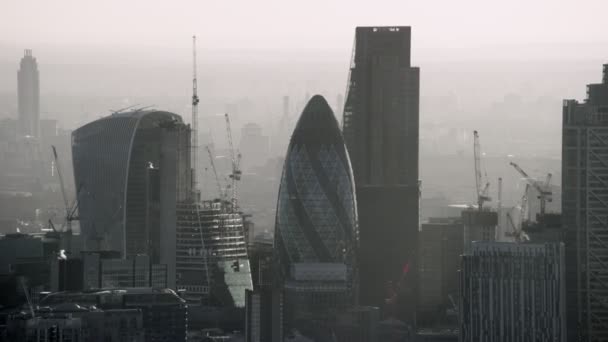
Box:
xmin=2 ymin=1 xmax=608 ymax=340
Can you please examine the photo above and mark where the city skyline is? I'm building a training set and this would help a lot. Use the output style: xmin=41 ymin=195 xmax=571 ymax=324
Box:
xmin=2 ymin=2 xmax=608 ymax=340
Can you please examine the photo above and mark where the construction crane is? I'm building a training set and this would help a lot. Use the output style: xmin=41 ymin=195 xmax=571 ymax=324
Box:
xmin=191 ymin=35 xmax=200 ymax=197
xmin=52 ymin=146 xmax=70 ymax=223
xmin=473 ymin=131 xmax=491 ymax=210
xmin=506 ymin=184 xmax=531 ymax=242
xmin=225 ymin=113 xmax=242 ymax=210
xmin=51 ymin=146 xmax=79 ymax=252
xmin=205 ymin=145 xmax=224 ymax=201
xmin=496 ymin=177 xmax=503 ymax=240
xmin=509 ymin=162 xmax=553 ymax=217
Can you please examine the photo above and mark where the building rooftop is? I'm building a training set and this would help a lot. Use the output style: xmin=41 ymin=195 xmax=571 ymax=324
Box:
xmin=40 ymin=287 xmax=186 ymax=306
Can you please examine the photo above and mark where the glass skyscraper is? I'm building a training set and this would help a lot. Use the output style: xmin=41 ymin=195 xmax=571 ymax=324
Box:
xmin=72 ymin=109 xmax=192 ymax=288
xmin=274 ymin=95 xmax=359 ymax=336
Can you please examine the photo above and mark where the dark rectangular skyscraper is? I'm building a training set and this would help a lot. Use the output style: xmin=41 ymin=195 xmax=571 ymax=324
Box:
xmin=18 ymin=49 xmax=40 ymax=138
xmin=562 ymin=64 xmax=608 ymax=341
xmin=343 ymin=26 xmax=420 ymax=319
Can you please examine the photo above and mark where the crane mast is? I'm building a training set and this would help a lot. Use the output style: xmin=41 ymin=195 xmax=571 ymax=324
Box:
xmin=52 ymin=146 xmax=70 ymax=222
xmin=51 ymin=146 xmax=79 ymax=252
xmin=506 ymin=183 xmax=531 ymax=242
xmin=473 ymin=131 xmax=491 ymax=210
xmin=205 ymin=145 xmax=224 ymax=201
xmin=509 ymin=162 xmax=553 ymax=217
xmin=520 ymin=183 xmax=530 ymax=228
xmin=191 ymin=35 xmax=200 ymax=198
xmin=497 ymin=177 xmax=502 ymax=240
xmin=225 ymin=113 xmax=241 ymax=210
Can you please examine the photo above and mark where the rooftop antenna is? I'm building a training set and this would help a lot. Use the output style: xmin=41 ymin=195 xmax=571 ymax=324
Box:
xmin=192 ymin=35 xmax=200 ymax=198
xmin=109 ymin=104 xmax=139 ymax=114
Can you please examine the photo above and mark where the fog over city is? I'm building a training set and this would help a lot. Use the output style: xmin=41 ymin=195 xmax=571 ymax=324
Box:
xmin=1 ymin=1 xmax=608 ymax=340
xmin=2 ymin=1 xmax=607 ymax=216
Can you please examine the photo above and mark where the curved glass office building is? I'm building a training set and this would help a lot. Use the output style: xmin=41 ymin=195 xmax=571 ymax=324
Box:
xmin=275 ymin=95 xmax=359 ymax=330
xmin=72 ymin=110 xmax=191 ymax=263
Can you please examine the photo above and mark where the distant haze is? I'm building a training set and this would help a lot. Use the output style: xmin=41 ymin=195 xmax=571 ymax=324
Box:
xmin=2 ymin=0 xmax=608 ymax=159
xmin=3 ymin=0 xmax=608 ymax=50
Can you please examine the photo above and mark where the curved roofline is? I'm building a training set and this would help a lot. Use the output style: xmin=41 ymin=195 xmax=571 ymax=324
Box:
xmin=275 ymin=94 xmax=359 ymax=269
xmin=74 ymin=109 xmax=183 ymax=134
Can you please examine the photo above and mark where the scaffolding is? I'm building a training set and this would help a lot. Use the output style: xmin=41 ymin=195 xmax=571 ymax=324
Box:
xmin=175 ymin=200 xmax=251 ymax=305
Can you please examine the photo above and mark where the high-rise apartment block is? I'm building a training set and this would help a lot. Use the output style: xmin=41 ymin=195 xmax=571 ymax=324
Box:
xmin=18 ymin=49 xmax=40 ymax=138
xmin=562 ymin=64 xmax=608 ymax=341
xmin=460 ymin=242 xmax=566 ymax=342
xmin=343 ymin=26 xmax=420 ymax=317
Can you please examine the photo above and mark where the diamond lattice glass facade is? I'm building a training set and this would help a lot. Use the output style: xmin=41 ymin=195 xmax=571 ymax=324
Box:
xmin=275 ymin=95 xmax=358 ymax=276
xmin=274 ymin=96 xmax=358 ymax=337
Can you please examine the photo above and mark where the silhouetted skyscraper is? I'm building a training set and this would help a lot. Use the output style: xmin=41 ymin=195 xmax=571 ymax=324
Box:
xmin=563 ymin=64 xmax=608 ymax=341
xmin=275 ymin=95 xmax=359 ymax=336
xmin=72 ymin=110 xmax=191 ymax=288
xmin=342 ymin=26 xmax=420 ymax=319
xmin=18 ymin=49 xmax=40 ymax=138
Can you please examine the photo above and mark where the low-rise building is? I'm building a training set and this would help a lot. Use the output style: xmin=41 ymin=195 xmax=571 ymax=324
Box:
xmin=39 ymin=287 xmax=187 ymax=341
xmin=6 ymin=303 xmax=144 ymax=342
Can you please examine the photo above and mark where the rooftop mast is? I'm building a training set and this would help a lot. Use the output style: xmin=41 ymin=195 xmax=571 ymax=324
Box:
xmin=191 ymin=35 xmax=200 ymax=198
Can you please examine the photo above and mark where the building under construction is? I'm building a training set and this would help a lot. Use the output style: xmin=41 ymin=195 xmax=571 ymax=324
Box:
xmin=177 ymin=36 xmax=252 ymax=309
xmin=176 ymin=200 xmax=252 ymax=308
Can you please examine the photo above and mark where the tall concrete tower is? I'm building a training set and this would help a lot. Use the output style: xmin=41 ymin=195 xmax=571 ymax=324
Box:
xmin=18 ymin=49 xmax=40 ymax=138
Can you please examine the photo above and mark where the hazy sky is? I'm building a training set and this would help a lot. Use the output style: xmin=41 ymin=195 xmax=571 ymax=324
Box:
xmin=3 ymin=0 xmax=608 ymax=58
xmin=2 ymin=0 xmax=608 ymax=159
xmin=1 ymin=0 xmax=603 ymax=204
